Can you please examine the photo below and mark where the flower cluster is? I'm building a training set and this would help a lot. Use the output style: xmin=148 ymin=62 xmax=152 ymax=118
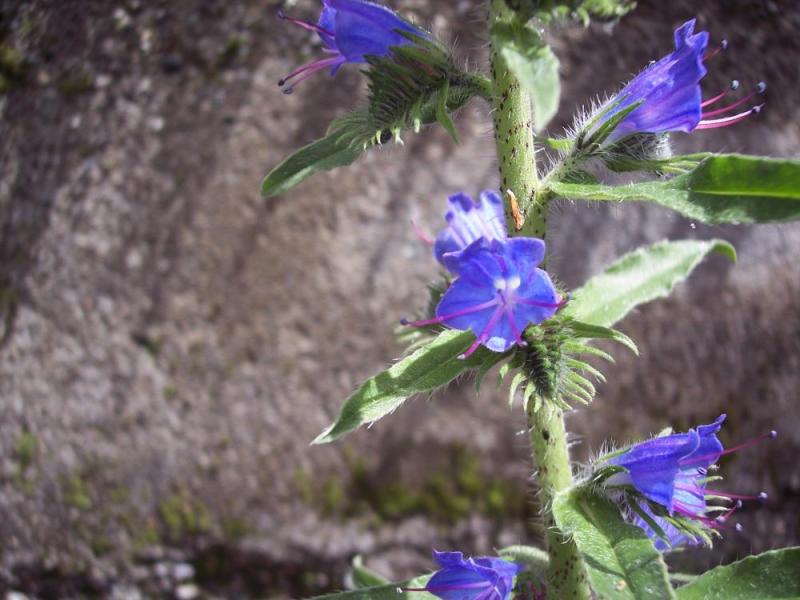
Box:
xmin=404 ymin=551 xmax=523 ymax=600
xmin=595 ymin=19 xmax=765 ymax=144
xmin=278 ymin=0 xmax=429 ymax=94
xmin=602 ymin=414 xmax=775 ymax=551
xmin=404 ymin=191 xmax=564 ymax=357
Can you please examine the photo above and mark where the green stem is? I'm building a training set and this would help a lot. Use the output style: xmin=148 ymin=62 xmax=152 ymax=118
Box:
xmin=488 ymin=3 xmax=590 ymax=598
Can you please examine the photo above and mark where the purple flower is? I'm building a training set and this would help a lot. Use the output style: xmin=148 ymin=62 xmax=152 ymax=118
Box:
xmin=417 ymin=551 xmax=522 ymax=600
xmin=599 ymin=19 xmax=765 ymax=143
xmin=605 ymin=414 xmax=776 ymax=551
xmin=405 ymin=237 xmax=563 ymax=357
xmin=278 ymin=0 xmax=428 ymax=94
xmin=433 ymin=190 xmax=506 ymax=271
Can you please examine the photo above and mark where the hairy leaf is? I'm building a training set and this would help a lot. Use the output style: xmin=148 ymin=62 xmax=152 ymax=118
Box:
xmin=314 ymin=330 xmax=493 ymax=444
xmin=675 ymin=548 xmax=800 ymax=600
xmin=261 ymin=123 xmax=363 ymax=198
xmin=490 ymin=22 xmax=560 ymax=131
xmin=499 ymin=545 xmax=549 ymax=577
xmin=564 ymin=239 xmax=736 ymax=327
xmin=553 ymin=488 xmax=675 ymax=600
xmin=550 ymin=154 xmax=800 ymax=224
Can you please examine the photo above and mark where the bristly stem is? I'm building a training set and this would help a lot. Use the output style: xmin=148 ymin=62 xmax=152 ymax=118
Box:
xmin=488 ymin=2 xmax=590 ymax=598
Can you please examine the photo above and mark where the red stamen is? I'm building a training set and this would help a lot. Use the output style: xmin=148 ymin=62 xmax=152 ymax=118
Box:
xmin=277 ymin=10 xmax=334 ymax=38
xmin=701 ymin=80 xmax=739 ymax=108
xmin=695 ymin=104 xmax=763 ymax=130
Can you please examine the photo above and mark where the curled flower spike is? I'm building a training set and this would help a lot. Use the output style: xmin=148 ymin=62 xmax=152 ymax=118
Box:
xmin=604 ymin=414 xmax=776 ymax=551
xmin=405 ymin=238 xmax=563 ymax=357
xmin=404 ymin=551 xmax=522 ymax=600
xmin=598 ymin=19 xmax=765 ymax=143
xmin=278 ymin=0 xmax=429 ymax=94
xmin=433 ymin=190 xmax=506 ymax=272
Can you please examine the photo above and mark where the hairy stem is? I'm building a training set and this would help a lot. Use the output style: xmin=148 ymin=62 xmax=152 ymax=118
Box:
xmin=489 ymin=2 xmax=590 ymax=598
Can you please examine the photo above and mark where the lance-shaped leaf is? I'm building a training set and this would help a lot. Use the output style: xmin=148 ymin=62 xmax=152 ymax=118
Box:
xmin=552 ymin=488 xmax=676 ymax=600
xmin=550 ymin=154 xmax=800 ymax=224
xmin=350 ymin=556 xmax=390 ymax=589
xmin=260 ymin=117 xmax=364 ymax=198
xmin=314 ymin=329 xmax=494 ymax=444
xmin=490 ymin=22 xmax=560 ymax=131
xmin=675 ymin=547 xmax=800 ymax=600
xmin=310 ymin=574 xmax=433 ymax=600
xmin=563 ymin=239 xmax=736 ymax=328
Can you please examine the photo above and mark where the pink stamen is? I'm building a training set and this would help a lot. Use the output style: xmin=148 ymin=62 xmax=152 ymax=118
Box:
xmin=703 ymin=39 xmax=728 ymax=61
xmin=401 ymin=299 xmax=499 ymax=328
xmin=680 ymin=430 xmax=777 ymax=468
xmin=505 ymin=306 xmax=526 ymax=346
xmin=715 ymin=500 xmax=743 ymax=524
xmin=411 ymin=220 xmax=433 ymax=246
xmin=696 ymin=104 xmax=763 ymax=129
xmin=676 ymin=484 xmax=765 ymax=502
xmin=702 ymin=83 xmax=766 ymax=118
xmin=701 ymin=80 xmax=739 ymax=108
xmin=277 ymin=10 xmax=335 ymax=38
xmin=517 ymin=295 xmax=568 ymax=309
xmin=404 ymin=582 xmax=489 ymax=594
xmin=278 ymin=55 xmax=344 ymax=94
xmin=461 ymin=305 xmax=505 ymax=359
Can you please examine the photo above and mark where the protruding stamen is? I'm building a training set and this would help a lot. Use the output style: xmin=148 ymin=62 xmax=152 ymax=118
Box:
xmin=735 ymin=522 xmax=744 ymax=532
xmin=701 ymin=83 xmax=767 ymax=118
xmin=277 ymin=9 xmax=335 ymax=38
xmin=703 ymin=39 xmax=728 ymax=61
xmin=411 ymin=220 xmax=434 ymax=246
xmin=460 ymin=305 xmax=505 ymax=359
xmin=758 ymin=492 xmax=768 ymax=501
xmin=701 ymin=80 xmax=740 ymax=108
xmin=403 ymin=299 xmax=500 ymax=329
xmin=516 ymin=295 xmax=569 ymax=309
xmin=681 ymin=428 xmax=777 ymax=467
xmin=278 ymin=55 xmax=344 ymax=93
xmin=696 ymin=104 xmax=763 ymax=130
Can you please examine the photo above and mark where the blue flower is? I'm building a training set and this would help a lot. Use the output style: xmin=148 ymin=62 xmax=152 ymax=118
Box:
xmin=433 ymin=191 xmax=506 ymax=271
xmin=405 ymin=237 xmax=563 ymax=357
xmin=599 ymin=19 xmax=765 ymax=143
xmin=422 ymin=551 xmax=522 ymax=600
xmin=604 ymin=414 xmax=775 ymax=551
xmin=278 ymin=0 xmax=428 ymax=93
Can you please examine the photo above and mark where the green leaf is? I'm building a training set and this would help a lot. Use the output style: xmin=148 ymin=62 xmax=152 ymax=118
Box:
xmin=550 ymin=154 xmax=800 ymax=224
xmin=314 ymin=330 xmax=493 ymax=444
xmin=676 ymin=548 xmax=800 ymax=600
xmin=564 ymin=239 xmax=736 ymax=328
xmin=553 ymin=488 xmax=675 ymax=600
xmin=261 ymin=124 xmax=362 ymax=198
xmin=311 ymin=574 xmax=433 ymax=600
xmin=435 ymin=78 xmax=458 ymax=143
xmin=351 ymin=555 xmax=389 ymax=588
xmin=490 ymin=22 xmax=560 ymax=131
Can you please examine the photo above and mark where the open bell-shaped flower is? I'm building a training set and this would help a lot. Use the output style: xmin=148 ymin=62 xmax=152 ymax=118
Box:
xmin=405 ymin=237 xmax=564 ymax=357
xmin=278 ymin=0 xmax=430 ymax=94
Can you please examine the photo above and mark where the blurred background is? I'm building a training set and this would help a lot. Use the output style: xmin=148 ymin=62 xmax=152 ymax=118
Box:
xmin=1 ymin=0 xmax=799 ymax=598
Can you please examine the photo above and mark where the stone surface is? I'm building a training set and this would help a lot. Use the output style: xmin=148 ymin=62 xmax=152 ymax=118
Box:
xmin=1 ymin=0 xmax=799 ymax=597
